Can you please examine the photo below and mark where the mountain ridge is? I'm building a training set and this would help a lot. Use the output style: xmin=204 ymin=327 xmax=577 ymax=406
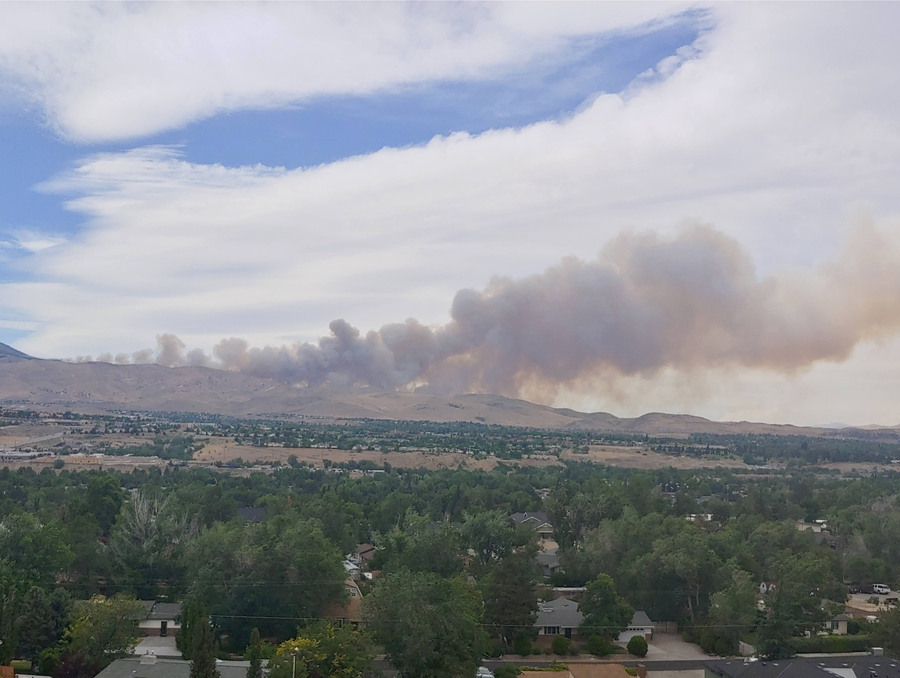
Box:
xmin=0 ymin=353 xmax=892 ymax=437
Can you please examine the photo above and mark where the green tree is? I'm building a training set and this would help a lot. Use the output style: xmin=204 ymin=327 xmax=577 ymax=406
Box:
xmin=373 ymin=510 xmax=464 ymax=577
xmin=757 ymin=552 xmax=844 ymax=659
xmin=185 ymin=513 xmax=345 ymax=646
xmin=461 ymin=509 xmax=522 ymax=571
xmin=707 ymin=565 xmax=758 ymax=655
xmin=481 ymin=551 xmax=538 ymax=647
xmin=63 ymin=594 xmax=144 ymax=674
xmin=189 ymin=616 xmax=220 ymax=678
xmin=0 ymin=513 xmax=74 ymax=589
xmin=267 ymin=623 xmax=373 ymax=678
xmin=14 ymin=586 xmax=71 ymax=664
xmin=870 ymin=607 xmax=900 ymax=658
xmin=246 ymin=627 xmax=263 ymax=678
xmin=578 ymin=573 xmax=633 ymax=639
xmin=108 ymin=490 xmax=199 ymax=597
xmin=365 ymin=570 xmax=488 ymax=678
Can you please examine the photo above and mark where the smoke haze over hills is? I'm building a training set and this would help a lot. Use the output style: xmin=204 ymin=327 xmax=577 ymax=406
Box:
xmin=75 ymin=223 xmax=900 ymax=402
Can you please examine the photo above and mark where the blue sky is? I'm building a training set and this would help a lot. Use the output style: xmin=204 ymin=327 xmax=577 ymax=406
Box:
xmin=2 ymin=2 xmax=900 ymax=425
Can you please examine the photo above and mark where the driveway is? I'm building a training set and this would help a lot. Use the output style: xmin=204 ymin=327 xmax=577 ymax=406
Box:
xmin=644 ymin=633 xmax=709 ymax=661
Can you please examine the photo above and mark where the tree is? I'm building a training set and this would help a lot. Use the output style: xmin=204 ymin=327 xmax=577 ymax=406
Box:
xmin=870 ymin=606 xmax=900 ymax=658
xmin=0 ymin=513 xmax=74 ymax=589
xmin=578 ymin=574 xmax=633 ymax=639
xmin=177 ymin=598 xmax=207 ymax=660
xmin=481 ymin=551 xmax=538 ymax=647
xmin=246 ymin=628 xmax=263 ymax=678
xmin=461 ymin=509 xmax=521 ymax=571
xmin=108 ymin=490 xmax=199 ymax=597
xmin=62 ymin=594 xmax=144 ymax=675
xmin=185 ymin=513 xmax=345 ymax=646
xmin=14 ymin=586 xmax=71 ymax=664
xmin=189 ymin=616 xmax=220 ymax=678
xmin=365 ymin=570 xmax=488 ymax=678
xmin=267 ymin=623 xmax=373 ymax=678
xmin=372 ymin=510 xmax=464 ymax=577
xmin=756 ymin=552 xmax=844 ymax=659
xmin=707 ymin=565 xmax=758 ymax=655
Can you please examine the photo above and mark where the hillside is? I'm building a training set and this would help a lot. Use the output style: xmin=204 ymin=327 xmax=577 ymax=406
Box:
xmin=0 ymin=341 xmax=33 ymax=361
xmin=0 ymin=347 xmax=882 ymax=436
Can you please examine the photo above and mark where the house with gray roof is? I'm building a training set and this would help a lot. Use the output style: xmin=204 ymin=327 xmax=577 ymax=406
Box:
xmin=94 ymin=655 xmax=253 ymax=678
xmin=535 ymin=597 xmax=583 ymax=638
xmin=704 ymin=657 xmax=900 ymax=678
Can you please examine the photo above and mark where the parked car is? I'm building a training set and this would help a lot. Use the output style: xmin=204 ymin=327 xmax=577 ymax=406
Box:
xmin=476 ymin=668 xmax=495 ymax=678
xmin=874 ymin=584 xmax=891 ymax=595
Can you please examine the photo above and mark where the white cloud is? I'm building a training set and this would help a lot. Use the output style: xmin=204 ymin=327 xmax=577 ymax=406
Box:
xmin=3 ymin=3 xmax=900 ymax=424
xmin=0 ymin=2 xmax=693 ymax=142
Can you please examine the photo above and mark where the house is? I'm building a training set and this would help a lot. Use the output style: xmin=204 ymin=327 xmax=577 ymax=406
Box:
xmin=322 ymin=577 xmax=364 ymax=627
xmin=535 ymin=597 xmax=583 ymax=638
xmin=511 ymin=511 xmax=556 ymax=544
xmin=137 ymin=601 xmax=181 ymax=638
xmin=93 ymin=656 xmax=252 ymax=678
xmin=617 ymin=610 xmax=655 ymax=643
xmin=235 ymin=506 xmax=266 ymax=523
xmin=537 ymin=551 xmax=562 ymax=578
xmin=350 ymin=543 xmax=376 ymax=570
xmin=823 ymin=613 xmax=851 ymax=635
xmin=704 ymin=657 xmax=900 ymax=678
xmin=343 ymin=558 xmax=362 ymax=580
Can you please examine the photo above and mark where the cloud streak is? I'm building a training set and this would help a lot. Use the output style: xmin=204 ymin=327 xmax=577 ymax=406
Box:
xmin=0 ymin=2 xmax=691 ymax=142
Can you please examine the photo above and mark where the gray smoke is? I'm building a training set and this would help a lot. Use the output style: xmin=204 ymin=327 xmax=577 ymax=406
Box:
xmin=88 ymin=223 xmax=900 ymax=397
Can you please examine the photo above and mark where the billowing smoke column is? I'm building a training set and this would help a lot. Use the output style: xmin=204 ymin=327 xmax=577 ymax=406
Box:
xmin=91 ymin=223 xmax=900 ymax=397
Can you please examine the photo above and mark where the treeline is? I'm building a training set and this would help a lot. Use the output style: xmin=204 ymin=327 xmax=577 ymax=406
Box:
xmin=1 ymin=461 xmax=900 ymax=676
xmin=687 ymin=433 xmax=900 ymax=465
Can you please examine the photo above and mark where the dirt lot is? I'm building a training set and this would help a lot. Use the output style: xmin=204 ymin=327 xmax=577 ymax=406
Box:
xmin=562 ymin=445 xmax=748 ymax=471
xmin=194 ymin=439 xmax=562 ymax=472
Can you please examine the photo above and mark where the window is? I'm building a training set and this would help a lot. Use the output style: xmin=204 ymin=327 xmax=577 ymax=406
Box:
xmin=544 ymin=626 xmax=560 ymax=635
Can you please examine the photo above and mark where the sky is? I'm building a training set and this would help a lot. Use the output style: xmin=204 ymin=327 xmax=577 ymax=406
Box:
xmin=2 ymin=2 xmax=900 ymax=426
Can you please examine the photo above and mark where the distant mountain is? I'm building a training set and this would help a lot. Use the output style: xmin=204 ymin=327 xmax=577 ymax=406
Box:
xmin=0 ymin=342 xmax=33 ymax=361
xmin=0 ymin=355 xmax=885 ymax=436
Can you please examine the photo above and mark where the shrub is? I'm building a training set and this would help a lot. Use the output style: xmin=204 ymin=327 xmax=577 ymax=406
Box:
xmin=790 ymin=634 xmax=871 ymax=654
xmin=495 ymin=667 xmax=521 ymax=678
xmin=713 ymin=637 xmax=732 ymax=656
xmin=551 ymin=636 xmax=572 ymax=656
xmin=550 ymin=571 xmax=569 ymax=587
xmin=586 ymin=635 xmax=613 ymax=656
xmin=513 ymin=634 xmax=532 ymax=656
xmin=627 ymin=635 xmax=648 ymax=657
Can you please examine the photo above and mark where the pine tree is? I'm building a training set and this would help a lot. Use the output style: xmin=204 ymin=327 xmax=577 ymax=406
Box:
xmin=246 ymin=627 xmax=263 ymax=678
xmin=189 ymin=617 xmax=220 ymax=678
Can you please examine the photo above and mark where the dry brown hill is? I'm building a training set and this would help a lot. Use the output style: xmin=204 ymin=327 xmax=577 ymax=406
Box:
xmin=0 ymin=351 xmax=877 ymax=436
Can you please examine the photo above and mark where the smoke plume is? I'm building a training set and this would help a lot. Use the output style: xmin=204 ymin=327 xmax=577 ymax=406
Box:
xmin=87 ymin=223 xmax=900 ymax=398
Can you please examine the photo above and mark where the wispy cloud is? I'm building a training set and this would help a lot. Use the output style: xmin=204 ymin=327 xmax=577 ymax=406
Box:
xmin=0 ymin=2 xmax=693 ymax=142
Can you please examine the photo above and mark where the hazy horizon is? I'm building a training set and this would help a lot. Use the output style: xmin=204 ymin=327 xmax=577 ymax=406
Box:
xmin=2 ymin=3 xmax=900 ymax=426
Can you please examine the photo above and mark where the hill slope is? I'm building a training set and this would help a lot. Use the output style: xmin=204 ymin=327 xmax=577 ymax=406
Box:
xmin=0 ymin=342 xmax=33 ymax=361
xmin=0 ymin=355 xmax=868 ymax=436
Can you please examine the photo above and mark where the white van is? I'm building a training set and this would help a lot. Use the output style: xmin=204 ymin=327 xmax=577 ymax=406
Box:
xmin=874 ymin=584 xmax=891 ymax=595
